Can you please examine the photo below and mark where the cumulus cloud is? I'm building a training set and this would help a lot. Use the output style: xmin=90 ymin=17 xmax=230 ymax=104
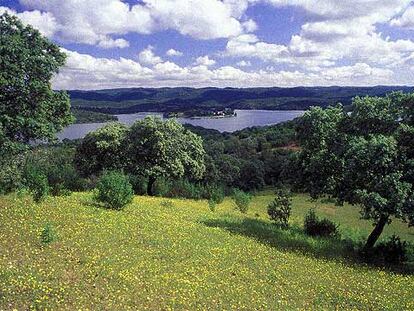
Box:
xmin=52 ymin=49 xmax=399 ymax=90
xmin=391 ymin=5 xmax=414 ymax=29
xmin=195 ymin=56 xmax=216 ymax=66
xmin=15 ymin=0 xmax=246 ymax=46
xmin=166 ymin=49 xmax=183 ymax=57
xmin=138 ymin=46 xmax=163 ymax=66
xmin=0 ymin=6 xmax=58 ymax=37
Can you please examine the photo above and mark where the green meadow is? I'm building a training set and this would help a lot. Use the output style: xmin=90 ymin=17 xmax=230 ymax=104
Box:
xmin=1 ymin=192 xmax=413 ymax=310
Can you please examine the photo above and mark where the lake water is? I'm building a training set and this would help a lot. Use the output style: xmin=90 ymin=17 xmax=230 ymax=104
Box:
xmin=58 ymin=109 xmax=305 ymax=140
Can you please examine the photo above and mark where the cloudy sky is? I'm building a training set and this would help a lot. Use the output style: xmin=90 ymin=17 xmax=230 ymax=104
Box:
xmin=2 ymin=0 xmax=414 ymax=90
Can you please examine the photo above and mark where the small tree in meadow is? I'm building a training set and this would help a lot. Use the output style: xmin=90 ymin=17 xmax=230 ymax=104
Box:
xmin=233 ymin=189 xmax=251 ymax=213
xmin=95 ymin=171 xmax=133 ymax=210
xmin=267 ymin=189 xmax=292 ymax=228
xmin=24 ymin=167 xmax=49 ymax=203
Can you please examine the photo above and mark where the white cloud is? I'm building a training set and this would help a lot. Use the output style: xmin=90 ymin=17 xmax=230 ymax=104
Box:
xmin=195 ymin=56 xmax=216 ymax=66
xmin=144 ymin=0 xmax=243 ymax=39
xmin=138 ymin=46 xmax=163 ymax=66
xmin=53 ymin=49 xmax=400 ymax=90
xmin=16 ymin=0 xmax=245 ymax=45
xmin=166 ymin=49 xmax=183 ymax=57
xmin=237 ymin=60 xmax=251 ymax=67
xmin=242 ymin=19 xmax=258 ymax=32
xmin=98 ymin=37 xmax=130 ymax=49
xmin=0 ymin=6 xmax=58 ymax=37
xmin=224 ymin=34 xmax=289 ymax=62
xmin=391 ymin=5 xmax=414 ymax=29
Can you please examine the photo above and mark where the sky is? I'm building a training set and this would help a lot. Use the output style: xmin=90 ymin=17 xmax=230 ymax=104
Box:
xmin=1 ymin=0 xmax=414 ymax=90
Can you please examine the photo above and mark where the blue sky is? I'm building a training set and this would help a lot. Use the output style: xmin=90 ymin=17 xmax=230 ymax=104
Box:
xmin=2 ymin=0 xmax=414 ymax=89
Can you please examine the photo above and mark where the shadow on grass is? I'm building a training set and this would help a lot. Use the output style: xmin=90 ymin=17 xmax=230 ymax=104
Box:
xmin=201 ymin=216 xmax=414 ymax=275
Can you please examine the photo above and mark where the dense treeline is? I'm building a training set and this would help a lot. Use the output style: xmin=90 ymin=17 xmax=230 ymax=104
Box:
xmin=69 ymin=86 xmax=414 ymax=114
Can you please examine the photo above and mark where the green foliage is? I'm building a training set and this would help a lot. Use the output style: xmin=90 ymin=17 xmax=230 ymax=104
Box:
xmin=125 ymin=117 xmax=206 ymax=195
xmin=24 ymin=146 xmax=87 ymax=196
xmin=72 ymin=109 xmax=117 ymax=124
xmin=128 ymin=174 xmax=148 ymax=195
xmin=0 ymin=152 xmax=25 ymax=195
xmin=375 ymin=235 xmax=408 ymax=264
xmin=0 ymin=13 xmax=73 ymax=149
xmin=297 ymin=92 xmax=414 ymax=249
xmin=40 ymin=223 xmax=56 ymax=245
xmin=75 ymin=123 xmax=128 ymax=176
xmin=304 ymin=209 xmax=338 ymax=237
xmin=208 ymin=199 xmax=216 ymax=212
xmin=166 ymin=179 xmax=203 ymax=200
xmin=24 ymin=167 xmax=49 ymax=203
xmin=95 ymin=171 xmax=133 ymax=210
xmin=204 ymin=185 xmax=225 ymax=204
xmin=267 ymin=189 xmax=292 ymax=228
xmin=152 ymin=178 xmax=172 ymax=197
xmin=233 ymin=189 xmax=251 ymax=213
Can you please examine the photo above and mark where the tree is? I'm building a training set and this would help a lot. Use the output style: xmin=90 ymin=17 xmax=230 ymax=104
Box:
xmin=125 ymin=117 xmax=206 ymax=195
xmin=74 ymin=122 xmax=128 ymax=176
xmin=267 ymin=189 xmax=292 ymax=228
xmin=0 ymin=13 xmax=72 ymax=150
xmin=297 ymin=93 xmax=414 ymax=250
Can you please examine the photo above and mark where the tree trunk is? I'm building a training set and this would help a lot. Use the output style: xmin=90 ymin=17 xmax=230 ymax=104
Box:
xmin=364 ymin=215 xmax=388 ymax=251
xmin=147 ymin=176 xmax=156 ymax=196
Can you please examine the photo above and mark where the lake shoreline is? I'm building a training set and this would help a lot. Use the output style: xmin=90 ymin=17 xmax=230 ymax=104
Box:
xmin=59 ymin=109 xmax=305 ymax=140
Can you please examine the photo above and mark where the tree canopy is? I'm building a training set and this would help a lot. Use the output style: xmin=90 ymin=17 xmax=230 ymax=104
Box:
xmin=0 ymin=13 xmax=72 ymax=152
xmin=125 ymin=117 xmax=206 ymax=195
xmin=297 ymin=92 xmax=414 ymax=250
xmin=74 ymin=122 xmax=128 ymax=177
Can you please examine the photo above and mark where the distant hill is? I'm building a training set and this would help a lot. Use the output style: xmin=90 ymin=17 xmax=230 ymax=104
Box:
xmin=68 ymin=86 xmax=414 ymax=114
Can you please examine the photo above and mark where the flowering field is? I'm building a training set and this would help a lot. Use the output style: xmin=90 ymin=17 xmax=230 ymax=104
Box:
xmin=0 ymin=192 xmax=413 ymax=310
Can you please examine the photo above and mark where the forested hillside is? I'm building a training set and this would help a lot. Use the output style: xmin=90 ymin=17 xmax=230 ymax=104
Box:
xmin=69 ymin=86 xmax=414 ymax=114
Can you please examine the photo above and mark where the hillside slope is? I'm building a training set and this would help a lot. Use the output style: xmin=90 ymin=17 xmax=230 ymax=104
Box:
xmin=69 ymin=86 xmax=414 ymax=114
xmin=0 ymin=193 xmax=413 ymax=310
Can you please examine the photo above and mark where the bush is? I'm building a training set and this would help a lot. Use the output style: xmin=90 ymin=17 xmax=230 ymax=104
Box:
xmin=129 ymin=174 xmax=148 ymax=195
xmin=95 ymin=171 xmax=133 ymax=210
xmin=24 ymin=167 xmax=49 ymax=203
xmin=208 ymin=198 xmax=216 ymax=212
xmin=153 ymin=178 xmax=172 ymax=197
xmin=203 ymin=184 xmax=225 ymax=204
xmin=40 ymin=223 xmax=56 ymax=245
xmin=167 ymin=179 xmax=203 ymax=200
xmin=267 ymin=189 xmax=292 ymax=228
xmin=233 ymin=189 xmax=251 ymax=213
xmin=23 ymin=146 xmax=88 ymax=196
xmin=304 ymin=209 xmax=338 ymax=237
xmin=376 ymin=235 xmax=408 ymax=264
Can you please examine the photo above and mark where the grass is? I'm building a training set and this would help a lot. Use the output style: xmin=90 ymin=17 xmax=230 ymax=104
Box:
xmin=0 ymin=192 xmax=413 ymax=310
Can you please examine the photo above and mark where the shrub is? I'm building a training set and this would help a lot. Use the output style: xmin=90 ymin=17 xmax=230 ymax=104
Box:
xmin=233 ymin=189 xmax=251 ymax=214
xmin=40 ymin=223 xmax=56 ymax=245
xmin=267 ymin=189 xmax=292 ymax=228
xmin=376 ymin=235 xmax=408 ymax=264
xmin=304 ymin=209 xmax=338 ymax=237
xmin=167 ymin=179 xmax=203 ymax=200
xmin=208 ymin=198 xmax=216 ymax=212
xmin=23 ymin=146 xmax=88 ymax=196
xmin=129 ymin=174 xmax=148 ymax=195
xmin=204 ymin=184 xmax=225 ymax=204
xmin=95 ymin=171 xmax=133 ymax=210
xmin=24 ymin=167 xmax=49 ymax=203
xmin=153 ymin=178 xmax=171 ymax=197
